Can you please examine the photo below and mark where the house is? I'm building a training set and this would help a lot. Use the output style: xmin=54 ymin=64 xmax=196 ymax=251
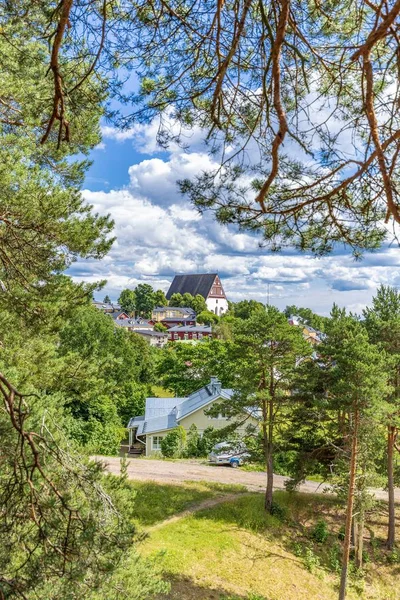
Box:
xmin=113 ymin=317 xmax=168 ymax=347
xmin=127 ymin=377 xmax=259 ymax=455
xmin=110 ymin=311 xmax=130 ymax=320
xmin=288 ymin=315 xmax=323 ymax=346
xmin=93 ymin=300 xmax=121 ymax=313
xmin=168 ymin=324 xmax=212 ymax=341
xmin=161 ymin=317 xmax=197 ymax=329
xmin=152 ymin=306 xmax=196 ymax=321
xmin=166 ymin=273 xmax=228 ymax=316
xmin=151 ymin=306 xmax=197 ymax=329
xmin=131 ymin=329 xmax=169 ymax=347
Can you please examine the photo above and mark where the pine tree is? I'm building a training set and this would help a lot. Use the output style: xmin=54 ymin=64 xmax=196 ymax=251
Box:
xmin=228 ymin=307 xmax=312 ymax=512
xmin=364 ymin=285 xmax=400 ymax=550
xmin=320 ymin=310 xmax=389 ymax=600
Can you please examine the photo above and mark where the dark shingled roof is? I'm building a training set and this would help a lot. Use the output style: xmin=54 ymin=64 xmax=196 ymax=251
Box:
xmin=166 ymin=273 xmax=217 ymax=300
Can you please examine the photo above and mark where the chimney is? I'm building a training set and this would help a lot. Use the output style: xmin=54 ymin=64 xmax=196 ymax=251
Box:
xmin=210 ymin=376 xmax=221 ymax=395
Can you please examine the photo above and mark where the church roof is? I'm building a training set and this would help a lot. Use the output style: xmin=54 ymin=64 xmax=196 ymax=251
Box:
xmin=166 ymin=273 xmax=217 ymax=300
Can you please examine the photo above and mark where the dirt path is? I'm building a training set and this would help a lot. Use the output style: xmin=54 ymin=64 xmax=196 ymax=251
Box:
xmin=94 ymin=456 xmax=400 ymax=502
xmin=148 ymin=492 xmax=253 ymax=533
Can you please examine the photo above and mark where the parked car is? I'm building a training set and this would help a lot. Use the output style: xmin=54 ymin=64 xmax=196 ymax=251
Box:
xmin=208 ymin=442 xmax=250 ymax=468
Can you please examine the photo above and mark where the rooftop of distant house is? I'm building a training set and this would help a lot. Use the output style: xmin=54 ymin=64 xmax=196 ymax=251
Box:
xmin=166 ymin=273 xmax=219 ymax=300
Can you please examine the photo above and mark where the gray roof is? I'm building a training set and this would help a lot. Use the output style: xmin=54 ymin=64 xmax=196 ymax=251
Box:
xmin=162 ymin=317 xmax=196 ymax=323
xmin=153 ymin=306 xmax=195 ymax=314
xmin=134 ymin=329 xmax=168 ymax=338
xmin=176 ymin=386 xmax=233 ymax=419
xmin=168 ymin=325 xmax=211 ymax=333
xmin=127 ymin=415 xmax=145 ymax=428
xmin=128 ymin=379 xmax=239 ymax=435
xmin=145 ymin=397 xmax=181 ymax=418
xmin=110 ymin=311 xmax=130 ymax=320
xmin=93 ymin=301 xmax=120 ymax=311
xmin=166 ymin=273 xmax=217 ymax=300
xmin=137 ymin=413 xmax=178 ymax=434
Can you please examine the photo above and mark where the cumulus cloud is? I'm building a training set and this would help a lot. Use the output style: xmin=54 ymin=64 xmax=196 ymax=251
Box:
xmin=76 ymin=119 xmax=400 ymax=315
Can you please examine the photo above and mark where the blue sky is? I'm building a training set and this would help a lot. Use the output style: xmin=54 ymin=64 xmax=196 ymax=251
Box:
xmin=71 ymin=118 xmax=400 ymax=316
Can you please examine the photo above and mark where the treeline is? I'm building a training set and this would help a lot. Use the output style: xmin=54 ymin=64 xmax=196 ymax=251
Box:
xmin=156 ymin=289 xmax=400 ymax=594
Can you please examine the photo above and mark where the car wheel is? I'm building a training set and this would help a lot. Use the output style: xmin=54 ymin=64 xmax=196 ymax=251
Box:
xmin=230 ymin=460 xmax=239 ymax=468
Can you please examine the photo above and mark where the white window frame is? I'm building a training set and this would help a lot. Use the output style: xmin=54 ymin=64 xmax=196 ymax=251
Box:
xmin=152 ymin=435 xmax=164 ymax=450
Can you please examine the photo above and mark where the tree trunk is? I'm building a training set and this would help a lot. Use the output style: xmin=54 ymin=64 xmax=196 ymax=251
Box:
xmin=387 ymin=425 xmax=396 ymax=550
xmin=355 ymin=515 xmax=364 ymax=570
xmin=339 ymin=407 xmax=359 ymax=600
xmin=265 ymin=395 xmax=274 ymax=512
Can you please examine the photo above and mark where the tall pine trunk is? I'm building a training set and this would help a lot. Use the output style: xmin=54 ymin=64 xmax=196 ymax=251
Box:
xmin=265 ymin=395 xmax=274 ymax=512
xmin=386 ymin=425 xmax=396 ymax=550
xmin=339 ymin=408 xmax=359 ymax=600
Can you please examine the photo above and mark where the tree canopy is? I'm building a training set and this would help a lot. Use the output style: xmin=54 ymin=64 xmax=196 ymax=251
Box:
xmin=3 ymin=1 xmax=399 ymax=254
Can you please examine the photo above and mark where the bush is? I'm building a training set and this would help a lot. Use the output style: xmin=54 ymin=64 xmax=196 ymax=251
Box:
xmin=273 ymin=450 xmax=297 ymax=475
xmin=303 ymin=545 xmax=321 ymax=573
xmin=197 ymin=426 xmax=217 ymax=456
xmin=185 ymin=424 xmax=201 ymax=457
xmin=311 ymin=519 xmax=329 ymax=543
xmin=328 ymin=543 xmax=341 ymax=573
xmin=269 ymin=501 xmax=287 ymax=521
xmin=160 ymin=426 xmax=187 ymax=458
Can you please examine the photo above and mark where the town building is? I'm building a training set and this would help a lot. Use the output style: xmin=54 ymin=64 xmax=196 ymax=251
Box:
xmin=167 ymin=324 xmax=212 ymax=341
xmin=166 ymin=273 xmax=228 ymax=316
xmin=152 ymin=306 xmax=196 ymax=321
xmin=113 ymin=317 xmax=168 ymax=347
xmin=127 ymin=378 xmax=259 ymax=455
xmin=93 ymin=300 xmax=121 ymax=313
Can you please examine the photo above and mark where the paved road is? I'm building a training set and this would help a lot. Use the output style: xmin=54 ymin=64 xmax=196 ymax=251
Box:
xmin=93 ymin=456 xmax=400 ymax=502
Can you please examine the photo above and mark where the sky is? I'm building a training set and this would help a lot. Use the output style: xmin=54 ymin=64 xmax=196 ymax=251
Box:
xmin=70 ymin=117 xmax=400 ymax=316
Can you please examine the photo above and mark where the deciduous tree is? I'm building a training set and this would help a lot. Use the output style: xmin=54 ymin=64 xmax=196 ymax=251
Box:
xmin=118 ymin=289 xmax=136 ymax=315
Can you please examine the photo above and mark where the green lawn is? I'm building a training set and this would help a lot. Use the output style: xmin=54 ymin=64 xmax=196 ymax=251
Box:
xmin=129 ymin=482 xmax=400 ymax=600
xmin=129 ymin=480 xmax=246 ymax=527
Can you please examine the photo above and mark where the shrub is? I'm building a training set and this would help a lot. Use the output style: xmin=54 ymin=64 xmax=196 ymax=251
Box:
xmin=185 ymin=424 xmax=201 ymax=457
xmin=311 ymin=519 xmax=329 ymax=543
xmin=387 ymin=549 xmax=400 ymax=564
xmin=269 ymin=501 xmax=287 ymax=521
xmin=303 ymin=545 xmax=321 ymax=573
xmin=197 ymin=426 xmax=217 ymax=456
xmin=328 ymin=543 xmax=341 ymax=573
xmin=160 ymin=426 xmax=187 ymax=458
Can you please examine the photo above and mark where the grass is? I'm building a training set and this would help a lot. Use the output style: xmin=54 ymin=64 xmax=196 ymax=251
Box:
xmin=130 ymin=480 xmax=246 ymax=527
xmin=135 ymin=484 xmax=400 ymax=600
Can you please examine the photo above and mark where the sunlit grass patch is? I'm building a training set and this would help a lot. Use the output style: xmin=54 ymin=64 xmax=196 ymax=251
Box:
xmin=130 ymin=481 xmax=216 ymax=526
xmin=141 ymin=489 xmax=400 ymax=600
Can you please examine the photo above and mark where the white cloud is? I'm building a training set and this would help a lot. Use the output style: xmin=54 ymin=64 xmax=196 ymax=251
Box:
xmin=76 ymin=119 xmax=400 ymax=315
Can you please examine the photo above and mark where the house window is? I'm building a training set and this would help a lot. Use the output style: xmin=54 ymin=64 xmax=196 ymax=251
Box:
xmin=152 ymin=435 xmax=164 ymax=450
xmin=198 ymin=333 xmax=203 ymax=339
xmin=174 ymin=333 xmax=178 ymax=339
xmin=184 ymin=333 xmax=188 ymax=340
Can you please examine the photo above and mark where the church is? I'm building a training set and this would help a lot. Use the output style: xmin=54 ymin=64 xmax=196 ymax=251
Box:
xmin=166 ymin=273 xmax=229 ymax=316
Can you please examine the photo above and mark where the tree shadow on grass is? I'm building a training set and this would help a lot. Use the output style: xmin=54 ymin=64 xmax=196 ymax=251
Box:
xmin=155 ymin=575 xmax=267 ymax=600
